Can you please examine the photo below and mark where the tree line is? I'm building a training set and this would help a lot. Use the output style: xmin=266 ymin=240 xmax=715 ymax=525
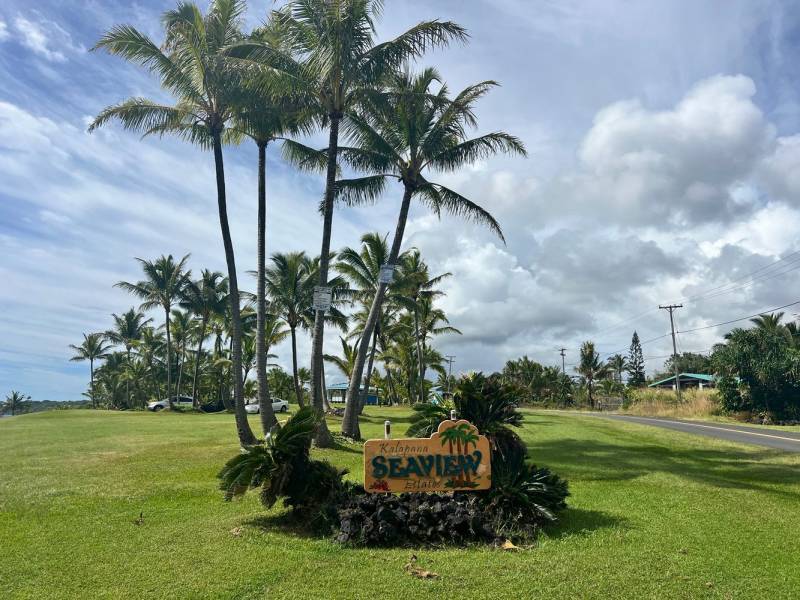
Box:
xmin=78 ymin=0 xmax=525 ymax=445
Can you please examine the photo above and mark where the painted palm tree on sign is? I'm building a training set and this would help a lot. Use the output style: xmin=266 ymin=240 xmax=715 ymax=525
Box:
xmin=238 ymin=0 xmax=467 ymax=446
xmin=90 ymin=0 xmax=258 ymax=446
xmin=336 ymin=68 xmax=526 ymax=438
xmin=105 ymin=308 xmax=152 ymax=408
xmin=70 ymin=333 xmax=112 ymax=408
xmin=116 ymin=254 xmax=190 ymax=410
xmin=180 ymin=270 xmax=228 ymax=408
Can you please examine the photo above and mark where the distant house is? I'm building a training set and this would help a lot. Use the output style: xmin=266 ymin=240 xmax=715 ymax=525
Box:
xmin=648 ymin=373 xmax=716 ymax=390
xmin=327 ymin=382 xmax=380 ymax=405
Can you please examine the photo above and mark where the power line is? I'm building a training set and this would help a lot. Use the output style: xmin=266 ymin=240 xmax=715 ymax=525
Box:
xmin=677 ymin=299 xmax=800 ymax=334
xmin=660 ymin=304 xmax=683 ymax=401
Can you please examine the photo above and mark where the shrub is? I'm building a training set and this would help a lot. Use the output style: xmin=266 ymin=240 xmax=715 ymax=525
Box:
xmin=407 ymin=372 xmax=526 ymax=463
xmin=335 ymin=491 xmax=496 ymax=547
xmin=481 ymin=453 xmax=569 ymax=538
xmin=217 ymin=407 xmax=348 ymax=531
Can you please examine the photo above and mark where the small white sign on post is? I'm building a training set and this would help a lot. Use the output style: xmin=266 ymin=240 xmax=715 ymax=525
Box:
xmin=313 ymin=286 xmax=332 ymax=312
xmin=378 ymin=263 xmax=395 ymax=284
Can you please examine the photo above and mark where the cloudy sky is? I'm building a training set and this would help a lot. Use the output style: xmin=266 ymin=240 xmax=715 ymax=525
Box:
xmin=3 ymin=0 xmax=800 ymax=400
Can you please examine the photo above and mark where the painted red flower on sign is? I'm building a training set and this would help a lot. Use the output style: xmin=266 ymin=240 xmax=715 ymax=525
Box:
xmin=369 ymin=479 xmax=389 ymax=491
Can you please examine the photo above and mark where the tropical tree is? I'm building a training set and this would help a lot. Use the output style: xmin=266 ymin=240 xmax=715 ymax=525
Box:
xmin=241 ymin=0 xmax=467 ymax=445
xmin=750 ymin=312 xmax=785 ymax=332
xmin=90 ymin=0 xmax=257 ymax=445
xmin=627 ymin=331 xmax=646 ymax=387
xmin=180 ymin=270 xmax=228 ymax=407
xmin=324 ymin=336 xmax=359 ymax=379
xmin=397 ymin=250 xmax=452 ymax=403
xmin=415 ymin=295 xmax=461 ymax=400
xmin=170 ymin=309 xmax=193 ymax=399
xmin=105 ymin=308 xmax=152 ymax=407
xmin=265 ymin=252 xmax=317 ymax=407
xmin=607 ymin=353 xmax=627 ymax=385
xmin=576 ymin=341 xmax=608 ymax=409
xmin=69 ymin=333 xmax=112 ymax=408
xmin=2 ymin=391 xmax=31 ymax=416
xmin=116 ymin=254 xmax=190 ymax=410
xmin=336 ymin=68 xmax=525 ymax=438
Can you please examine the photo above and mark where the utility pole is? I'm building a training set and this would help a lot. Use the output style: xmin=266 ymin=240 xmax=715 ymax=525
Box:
xmin=559 ymin=348 xmax=567 ymax=374
xmin=444 ymin=355 xmax=456 ymax=396
xmin=659 ymin=304 xmax=683 ymax=401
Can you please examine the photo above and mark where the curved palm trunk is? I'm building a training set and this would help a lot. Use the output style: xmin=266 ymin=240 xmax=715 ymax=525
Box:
xmin=191 ymin=317 xmax=208 ymax=408
xmin=212 ymin=132 xmax=257 ymax=447
xmin=164 ymin=306 xmax=174 ymax=410
xmin=321 ymin=367 xmax=331 ymax=412
xmin=310 ymin=116 xmax=340 ymax=447
xmin=256 ymin=142 xmax=276 ymax=435
xmin=343 ymin=186 xmax=413 ymax=438
xmin=290 ymin=327 xmax=304 ymax=407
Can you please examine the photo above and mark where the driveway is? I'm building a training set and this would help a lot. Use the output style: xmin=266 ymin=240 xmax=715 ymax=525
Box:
xmin=583 ymin=413 xmax=800 ymax=452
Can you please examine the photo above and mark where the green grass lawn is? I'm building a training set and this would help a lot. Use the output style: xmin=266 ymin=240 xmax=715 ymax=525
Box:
xmin=1 ymin=407 xmax=799 ymax=599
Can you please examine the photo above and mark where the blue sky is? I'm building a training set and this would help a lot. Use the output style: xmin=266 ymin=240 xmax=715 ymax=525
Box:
xmin=3 ymin=1 xmax=800 ymax=400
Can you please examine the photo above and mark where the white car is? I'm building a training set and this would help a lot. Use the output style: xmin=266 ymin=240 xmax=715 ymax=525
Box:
xmin=245 ymin=399 xmax=289 ymax=414
xmin=147 ymin=396 xmax=194 ymax=411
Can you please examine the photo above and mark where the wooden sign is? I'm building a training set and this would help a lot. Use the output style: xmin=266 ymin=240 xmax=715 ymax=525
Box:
xmin=363 ymin=419 xmax=491 ymax=493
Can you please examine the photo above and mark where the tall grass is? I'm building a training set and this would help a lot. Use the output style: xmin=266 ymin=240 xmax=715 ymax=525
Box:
xmin=622 ymin=387 xmax=721 ymax=419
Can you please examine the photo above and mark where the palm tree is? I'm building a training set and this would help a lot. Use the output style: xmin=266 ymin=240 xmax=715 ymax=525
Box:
xmin=265 ymin=252 xmax=317 ymax=407
xmin=415 ymin=296 xmax=461 ymax=401
xmin=607 ymin=353 xmax=628 ymax=385
xmin=105 ymin=308 xmax=152 ymax=408
xmin=90 ymin=0 xmax=257 ymax=445
xmin=170 ymin=309 xmax=193 ymax=400
xmin=336 ymin=69 xmax=525 ymax=438
xmin=135 ymin=326 xmax=166 ymax=402
xmin=243 ymin=1 xmax=467 ymax=445
xmin=180 ymin=270 xmax=228 ymax=408
xmin=397 ymin=250 xmax=452 ymax=403
xmin=750 ymin=312 xmax=785 ymax=332
xmin=336 ymin=232 xmax=409 ymax=410
xmin=324 ymin=337 xmax=359 ymax=380
xmin=3 ymin=391 xmax=31 ymax=416
xmin=576 ymin=341 xmax=608 ymax=409
xmin=116 ymin=254 xmax=190 ymax=410
xmin=69 ymin=333 xmax=112 ymax=408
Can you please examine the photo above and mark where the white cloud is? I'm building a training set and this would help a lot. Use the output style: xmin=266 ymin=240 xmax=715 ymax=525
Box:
xmin=13 ymin=15 xmax=83 ymax=62
xmin=0 ymin=20 xmax=9 ymax=41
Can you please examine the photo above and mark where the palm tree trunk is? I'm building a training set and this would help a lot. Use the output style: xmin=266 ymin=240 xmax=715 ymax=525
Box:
xmin=256 ymin=141 xmax=276 ymax=435
xmin=359 ymin=328 xmax=378 ymax=415
xmin=165 ymin=306 xmax=174 ymax=410
xmin=310 ymin=116 xmax=341 ymax=448
xmin=342 ymin=186 xmax=413 ymax=438
xmin=212 ymin=131 xmax=257 ymax=446
xmin=321 ymin=367 xmax=331 ymax=412
xmin=176 ymin=342 xmax=186 ymax=399
xmin=90 ymin=358 xmax=95 ymax=409
xmin=414 ymin=305 xmax=424 ymax=403
xmin=191 ymin=318 xmax=207 ymax=408
xmin=290 ymin=327 xmax=304 ymax=407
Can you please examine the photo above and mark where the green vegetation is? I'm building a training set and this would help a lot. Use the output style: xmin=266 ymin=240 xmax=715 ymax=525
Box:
xmin=2 ymin=408 xmax=798 ymax=598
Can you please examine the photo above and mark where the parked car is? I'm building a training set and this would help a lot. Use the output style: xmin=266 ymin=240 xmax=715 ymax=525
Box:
xmin=147 ymin=396 xmax=194 ymax=411
xmin=245 ymin=399 xmax=289 ymax=414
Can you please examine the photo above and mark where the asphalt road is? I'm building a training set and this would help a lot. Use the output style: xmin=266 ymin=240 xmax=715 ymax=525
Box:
xmin=586 ymin=413 xmax=800 ymax=452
